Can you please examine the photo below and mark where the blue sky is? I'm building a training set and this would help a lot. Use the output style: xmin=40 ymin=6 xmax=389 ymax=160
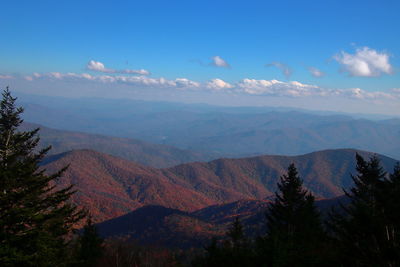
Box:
xmin=0 ymin=0 xmax=399 ymax=115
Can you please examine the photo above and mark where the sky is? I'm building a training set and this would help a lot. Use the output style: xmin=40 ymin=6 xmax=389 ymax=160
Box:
xmin=0 ymin=0 xmax=399 ymax=115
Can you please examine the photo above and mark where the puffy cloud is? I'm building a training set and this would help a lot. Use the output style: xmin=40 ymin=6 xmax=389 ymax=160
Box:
xmin=236 ymin=79 xmax=323 ymax=97
xmin=236 ymin=79 xmax=281 ymax=95
xmin=25 ymin=71 xmax=201 ymax=89
xmin=210 ymin=56 xmax=230 ymax=68
xmin=266 ymin=62 xmax=292 ymax=79
xmin=23 ymin=71 xmax=399 ymax=101
xmin=308 ymin=67 xmax=325 ymax=78
xmin=339 ymin=88 xmax=394 ymax=100
xmin=0 ymin=75 xmax=14 ymax=79
xmin=87 ymin=60 xmax=110 ymax=72
xmin=122 ymin=69 xmax=150 ymax=75
xmin=25 ymin=72 xmax=95 ymax=81
xmin=106 ymin=76 xmax=201 ymax=88
xmin=334 ymin=47 xmax=393 ymax=77
xmin=175 ymin=78 xmax=200 ymax=88
xmin=114 ymin=76 xmax=177 ymax=87
xmin=206 ymin=78 xmax=233 ymax=90
xmin=87 ymin=60 xmax=150 ymax=75
xmin=235 ymin=78 xmax=399 ymax=100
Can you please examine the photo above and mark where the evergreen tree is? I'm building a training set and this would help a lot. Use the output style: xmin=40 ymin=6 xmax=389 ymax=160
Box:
xmin=193 ymin=218 xmax=254 ymax=267
xmin=0 ymin=88 xmax=85 ymax=266
xmin=225 ymin=217 xmax=254 ymax=266
xmin=74 ymin=216 xmax=104 ymax=267
xmin=259 ymin=163 xmax=324 ymax=267
xmin=191 ymin=237 xmax=226 ymax=267
xmin=382 ymin=163 xmax=400 ymax=265
xmin=226 ymin=217 xmax=246 ymax=249
xmin=328 ymin=154 xmax=399 ymax=266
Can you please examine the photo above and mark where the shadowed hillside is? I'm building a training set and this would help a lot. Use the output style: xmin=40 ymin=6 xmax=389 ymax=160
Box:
xmin=96 ymin=197 xmax=348 ymax=248
xmin=96 ymin=205 xmax=225 ymax=249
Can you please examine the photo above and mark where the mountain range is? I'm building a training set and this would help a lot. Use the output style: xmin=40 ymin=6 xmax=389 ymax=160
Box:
xmin=18 ymin=95 xmax=400 ymax=160
xmin=22 ymin=122 xmax=217 ymax=168
xmin=15 ymin=94 xmax=399 ymax=249
xmin=42 ymin=148 xmax=398 ymax=224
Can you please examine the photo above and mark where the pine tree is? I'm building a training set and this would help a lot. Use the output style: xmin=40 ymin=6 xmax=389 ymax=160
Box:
xmin=0 ymin=88 xmax=85 ymax=266
xmin=193 ymin=218 xmax=254 ymax=267
xmin=382 ymin=163 xmax=400 ymax=265
xmin=226 ymin=217 xmax=246 ymax=249
xmin=386 ymin=162 xmax=400 ymax=229
xmin=225 ymin=217 xmax=254 ymax=266
xmin=74 ymin=216 xmax=104 ymax=267
xmin=259 ymin=163 xmax=324 ymax=267
xmin=328 ymin=154 xmax=398 ymax=266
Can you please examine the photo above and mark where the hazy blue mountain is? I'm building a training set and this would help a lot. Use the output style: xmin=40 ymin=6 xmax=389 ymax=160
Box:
xmin=17 ymin=94 xmax=400 ymax=160
xmin=22 ymin=122 xmax=219 ymax=168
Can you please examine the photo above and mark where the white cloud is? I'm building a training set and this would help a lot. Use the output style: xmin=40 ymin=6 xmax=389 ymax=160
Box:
xmin=266 ymin=62 xmax=292 ymax=79
xmin=87 ymin=60 xmax=150 ymax=75
xmin=115 ymin=76 xmax=177 ymax=87
xmin=23 ymin=71 xmax=400 ymax=101
xmin=87 ymin=60 xmax=111 ymax=73
xmin=211 ymin=56 xmax=230 ymax=68
xmin=236 ymin=79 xmax=323 ymax=97
xmin=26 ymin=72 xmax=95 ymax=81
xmin=0 ymin=75 xmax=14 ymax=79
xmin=390 ymin=88 xmax=400 ymax=97
xmin=235 ymin=78 xmax=399 ymax=100
xmin=122 ymin=69 xmax=150 ymax=75
xmin=308 ymin=67 xmax=325 ymax=78
xmin=206 ymin=78 xmax=233 ymax=90
xmin=339 ymin=88 xmax=394 ymax=99
xmin=26 ymin=71 xmax=202 ymax=89
xmin=334 ymin=47 xmax=393 ymax=77
xmin=175 ymin=78 xmax=200 ymax=88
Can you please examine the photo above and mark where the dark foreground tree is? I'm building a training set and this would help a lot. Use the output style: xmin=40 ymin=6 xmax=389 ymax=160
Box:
xmin=0 ymin=88 xmax=84 ymax=266
xmin=73 ymin=217 xmax=104 ymax=267
xmin=383 ymin=162 xmax=400 ymax=263
xmin=98 ymin=239 xmax=180 ymax=267
xmin=226 ymin=217 xmax=246 ymax=249
xmin=192 ymin=217 xmax=254 ymax=267
xmin=258 ymin=163 xmax=325 ymax=267
xmin=329 ymin=154 xmax=400 ymax=266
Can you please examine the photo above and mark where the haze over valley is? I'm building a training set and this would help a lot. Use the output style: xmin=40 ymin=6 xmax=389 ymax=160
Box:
xmin=19 ymin=95 xmax=400 ymax=161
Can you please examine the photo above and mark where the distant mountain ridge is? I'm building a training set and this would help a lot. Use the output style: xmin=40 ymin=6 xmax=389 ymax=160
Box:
xmin=19 ymin=96 xmax=400 ymax=160
xmin=22 ymin=122 xmax=219 ymax=168
xmin=42 ymin=148 xmax=398 ymax=223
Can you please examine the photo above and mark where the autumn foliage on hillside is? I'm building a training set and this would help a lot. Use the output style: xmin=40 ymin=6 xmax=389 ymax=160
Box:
xmin=42 ymin=147 xmax=397 ymax=224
